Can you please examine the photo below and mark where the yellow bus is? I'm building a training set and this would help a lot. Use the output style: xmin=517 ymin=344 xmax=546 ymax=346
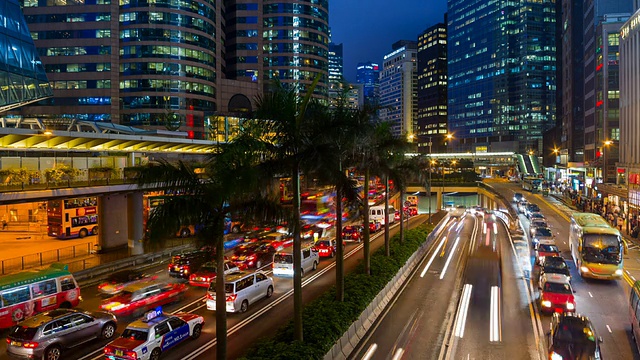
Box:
xmin=569 ymin=212 xmax=624 ymax=280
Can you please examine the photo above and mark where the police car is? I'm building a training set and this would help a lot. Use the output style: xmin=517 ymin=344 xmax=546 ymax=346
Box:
xmin=104 ymin=308 xmax=204 ymax=360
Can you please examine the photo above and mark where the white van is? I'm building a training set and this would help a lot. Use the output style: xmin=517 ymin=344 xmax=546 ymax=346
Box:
xmin=272 ymin=243 xmax=319 ymax=277
xmin=206 ymin=270 xmax=274 ymax=313
xmin=370 ymin=205 xmax=395 ymax=225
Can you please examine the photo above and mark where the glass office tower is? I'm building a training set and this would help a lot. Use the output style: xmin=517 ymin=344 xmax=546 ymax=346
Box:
xmin=447 ymin=0 xmax=557 ymax=154
xmin=0 ymin=0 xmax=51 ymax=113
xmin=356 ymin=61 xmax=380 ymax=107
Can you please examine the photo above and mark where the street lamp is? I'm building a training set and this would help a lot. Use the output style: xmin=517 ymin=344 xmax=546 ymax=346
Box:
xmin=552 ymin=147 xmax=560 ymax=183
xmin=603 ymin=140 xmax=613 ymax=183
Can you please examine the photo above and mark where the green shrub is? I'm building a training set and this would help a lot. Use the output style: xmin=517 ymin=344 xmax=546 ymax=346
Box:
xmin=239 ymin=223 xmax=434 ymax=360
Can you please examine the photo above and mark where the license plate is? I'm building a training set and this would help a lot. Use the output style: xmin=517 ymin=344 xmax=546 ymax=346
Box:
xmin=115 ymin=349 xmax=124 ymax=356
xmin=10 ymin=340 xmax=22 ymax=347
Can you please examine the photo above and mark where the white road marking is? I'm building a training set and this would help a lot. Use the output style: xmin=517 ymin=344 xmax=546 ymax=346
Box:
xmin=588 ymin=292 xmax=593 ymax=298
xmin=155 ymin=269 xmax=164 ymax=273
xmin=454 ymin=284 xmax=473 ymax=338
xmin=420 ymin=236 xmax=448 ymax=278
xmin=606 ymin=325 xmax=612 ymax=333
xmin=439 ymin=236 xmax=462 ymax=279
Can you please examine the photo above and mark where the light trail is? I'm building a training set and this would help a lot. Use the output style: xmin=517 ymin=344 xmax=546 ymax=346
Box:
xmin=453 ymin=284 xmax=473 ymax=338
xmin=420 ymin=236 xmax=448 ymax=278
xmin=439 ymin=236 xmax=461 ymax=280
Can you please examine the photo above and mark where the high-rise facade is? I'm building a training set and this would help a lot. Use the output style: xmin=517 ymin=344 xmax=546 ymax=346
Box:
xmin=379 ymin=41 xmax=417 ymax=138
xmin=0 ymin=0 xmax=52 ymax=113
xmin=447 ymin=0 xmax=557 ymax=154
xmin=417 ymin=17 xmax=447 ymax=154
xmin=356 ymin=61 xmax=380 ymax=107
xmin=328 ymin=42 xmax=344 ymax=107
xmin=15 ymin=0 xmax=329 ymax=139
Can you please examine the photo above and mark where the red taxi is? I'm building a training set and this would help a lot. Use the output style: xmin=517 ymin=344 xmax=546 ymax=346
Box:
xmin=539 ymin=273 xmax=575 ymax=314
xmin=230 ymin=241 xmax=276 ymax=269
xmin=104 ymin=308 xmax=203 ymax=360
xmin=188 ymin=261 xmax=242 ymax=287
xmin=101 ymin=283 xmax=186 ymax=318
xmin=369 ymin=221 xmax=381 ymax=233
xmin=314 ymin=239 xmax=345 ymax=258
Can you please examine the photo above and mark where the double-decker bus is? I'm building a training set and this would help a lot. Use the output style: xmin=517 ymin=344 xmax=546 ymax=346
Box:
xmin=521 ymin=176 xmax=542 ymax=193
xmin=0 ymin=263 xmax=81 ymax=328
xmin=47 ymin=196 xmax=98 ymax=239
xmin=569 ymin=212 xmax=625 ymax=280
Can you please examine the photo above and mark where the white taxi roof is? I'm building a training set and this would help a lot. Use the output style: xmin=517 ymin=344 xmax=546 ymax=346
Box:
xmin=541 ymin=272 xmax=571 ymax=285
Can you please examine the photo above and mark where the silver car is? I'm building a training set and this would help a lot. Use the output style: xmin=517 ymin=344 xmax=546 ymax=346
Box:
xmin=6 ymin=309 xmax=117 ymax=360
xmin=531 ymin=227 xmax=555 ymax=249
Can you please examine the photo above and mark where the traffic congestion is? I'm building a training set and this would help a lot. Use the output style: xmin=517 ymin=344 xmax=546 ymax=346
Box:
xmin=0 ymin=183 xmax=423 ymax=360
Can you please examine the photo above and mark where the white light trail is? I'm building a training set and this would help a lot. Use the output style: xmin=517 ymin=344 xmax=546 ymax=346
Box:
xmin=490 ymin=286 xmax=501 ymax=342
xmin=454 ymin=284 xmax=473 ymax=338
xmin=362 ymin=344 xmax=378 ymax=360
xmin=392 ymin=348 xmax=404 ymax=360
xmin=439 ymin=236 xmax=461 ymax=279
xmin=420 ymin=236 xmax=448 ymax=278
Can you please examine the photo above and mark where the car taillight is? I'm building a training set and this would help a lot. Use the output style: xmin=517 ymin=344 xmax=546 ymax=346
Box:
xmin=23 ymin=341 xmax=38 ymax=348
xmin=206 ymin=293 xmax=213 ymax=300
xmin=5 ymin=338 xmax=9 ymax=344
xmin=248 ymin=254 xmax=257 ymax=260
xmin=226 ymin=294 xmax=237 ymax=302
xmin=104 ymin=347 xmax=113 ymax=355
xmin=189 ymin=274 xmax=196 ymax=280
xmin=168 ymin=264 xmax=172 ymax=270
xmin=126 ymin=350 xmax=138 ymax=359
xmin=183 ymin=265 xmax=190 ymax=274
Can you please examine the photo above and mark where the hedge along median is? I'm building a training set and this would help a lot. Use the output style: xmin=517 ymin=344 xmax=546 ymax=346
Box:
xmin=239 ymin=223 xmax=434 ymax=360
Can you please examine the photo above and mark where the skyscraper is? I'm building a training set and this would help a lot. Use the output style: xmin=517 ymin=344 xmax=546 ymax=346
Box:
xmin=379 ymin=41 xmax=417 ymax=138
xmin=15 ymin=0 xmax=329 ymax=139
xmin=328 ymin=42 xmax=344 ymax=107
xmin=356 ymin=61 xmax=380 ymax=107
xmin=417 ymin=16 xmax=447 ymax=154
xmin=0 ymin=0 xmax=52 ymax=113
xmin=447 ymin=0 xmax=557 ymax=154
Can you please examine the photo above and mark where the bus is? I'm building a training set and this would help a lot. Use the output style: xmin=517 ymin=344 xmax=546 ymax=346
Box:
xmin=0 ymin=263 xmax=81 ymax=328
xmin=522 ymin=176 xmax=542 ymax=193
xmin=569 ymin=212 xmax=625 ymax=280
xmin=629 ymin=280 xmax=640 ymax=354
xmin=47 ymin=196 xmax=98 ymax=239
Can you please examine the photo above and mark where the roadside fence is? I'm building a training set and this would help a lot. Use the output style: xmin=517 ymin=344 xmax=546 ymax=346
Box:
xmin=1 ymin=241 xmax=94 ymax=275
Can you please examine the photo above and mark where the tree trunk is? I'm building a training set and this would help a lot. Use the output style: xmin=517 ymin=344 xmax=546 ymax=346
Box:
xmin=363 ymin=169 xmax=371 ymax=275
xmin=335 ymin=185 xmax=344 ymax=301
xmin=384 ymin=175 xmax=390 ymax=257
xmin=293 ymin=162 xmax=303 ymax=341
xmin=399 ymin=187 xmax=405 ymax=243
xmin=215 ymin=216 xmax=227 ymax=360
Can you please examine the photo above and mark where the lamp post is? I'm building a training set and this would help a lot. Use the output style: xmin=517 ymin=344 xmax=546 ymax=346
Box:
xmin=603 ymin=140 xmax=613 ymax=184
xmin=552 ymin=147 xmax=560 ymax=185
xmin=427 ymin=136 xmax=433 ymax=224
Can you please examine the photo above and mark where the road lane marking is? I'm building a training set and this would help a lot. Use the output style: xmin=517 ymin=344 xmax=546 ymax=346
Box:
xmin=155 ymin=269 xmax=163 ymax=273
xmin=606 ymin=325 xmax=612 ymax=333
xmin=453 ymin=284 xmax=472 ymax=338
xmin=440 ymin=236 xmax=461 ymax=280
xmin=588 ymin=292 xmax=593 ymax=298
xmin=362 ymin=344 xmax=378 ymax=360
xmin=421 ymin=236 xmax=448 ymax=278
xmin=490 ymin=286 xmax=501 ymax=342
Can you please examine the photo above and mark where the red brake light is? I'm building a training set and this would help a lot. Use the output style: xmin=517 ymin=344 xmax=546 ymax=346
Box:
xmin=23 ymin=341 xmax=38 ymax=349
xmin=206 ymin=293 xmax=213 ymax=300
xmin=5 ymin=338 xmax=9 ymax=344
xmin=104 ymin=347 xmax=112 ymax=355
xmin=226 ymin=294 xmax=237 ymax=302
xmin=126 ymin=350 xmax=138 ymax=359
xmin=248 ymin=254 xmax=257 ymax=260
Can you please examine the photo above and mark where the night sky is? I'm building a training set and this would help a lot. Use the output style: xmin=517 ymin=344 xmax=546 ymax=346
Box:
xmin=329 ymin=1 xmax=448 ymax=83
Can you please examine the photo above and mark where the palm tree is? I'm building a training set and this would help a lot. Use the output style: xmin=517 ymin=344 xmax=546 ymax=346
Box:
xmin=252 ymin=77 xmax=321 ymax=341
xmin=386 ymin=152 xmax=425 ymax=243
xmin=136 ymin=129 xmax=284 ymax=360
xmin=308 ymin=93 xmax=365 ymax=301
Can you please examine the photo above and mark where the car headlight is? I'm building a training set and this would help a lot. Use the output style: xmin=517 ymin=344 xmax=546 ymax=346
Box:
xmin=580 ymin=266 xmax=590 ymax=273
xmin=550 ymin=351 xmax=564 ymax=360
xmin=566 ymin=302 xmax=575 ymax=310
xmin=538 ymin=256 xmax=545 ymax=263
xmin=541 ymin=300 xmax=552 ymax=308
xmin=615 ymin=269 xmax=623 ymax=276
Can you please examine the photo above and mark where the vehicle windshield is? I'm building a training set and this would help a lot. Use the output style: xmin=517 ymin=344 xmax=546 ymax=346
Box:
xmin=582 ymin=234 xmax=621 ymax=264
xmin=544 ymin=258 xmax=568 ymax=271
xmin=544 ymin=282 xmax=572 ymax=294
xmin=317 ymin=240 xmax=332 ymax=247
xmin=535 ymin=228 xmax=553 ymax=237
xmin=539 ymin=244 xmax=559 ymax=253
xmin=9 ymin=326 xmax=38 ymax=340
xmin=121 ymin=328 xmax=148 ymax=341
xmin=273 ymin=254 xmax=293 ymax=264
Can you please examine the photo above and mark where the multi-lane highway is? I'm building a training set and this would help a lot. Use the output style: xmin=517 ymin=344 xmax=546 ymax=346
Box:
xmin=353 ymin=210 xmax=539 ymax=360
xmin=0 ymin=215 xmax=430 ymax=360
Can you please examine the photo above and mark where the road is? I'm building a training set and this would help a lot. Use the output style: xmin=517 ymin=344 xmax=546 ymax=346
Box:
xmin=352 ymin=210 xmax=539 ymax=360
xmin=0 ymin=215 xmax=431 ymax=360
xmin=489 ymin=180 xmax=640 ymax=360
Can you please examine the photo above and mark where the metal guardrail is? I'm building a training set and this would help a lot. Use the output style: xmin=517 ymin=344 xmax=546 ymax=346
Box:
xmin=72 ymin=243 xmax=195 ymax=283
xmin=1 ymin=241 xmax=94 ymax=275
